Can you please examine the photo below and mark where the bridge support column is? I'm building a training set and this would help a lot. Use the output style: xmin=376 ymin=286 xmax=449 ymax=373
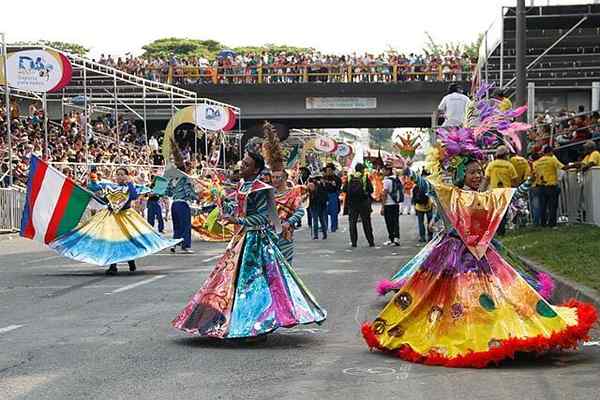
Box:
xmin=527 ymin=82 xmax=535 ymax=124
xmin=592 ymin=82 xmax=600 ymax=112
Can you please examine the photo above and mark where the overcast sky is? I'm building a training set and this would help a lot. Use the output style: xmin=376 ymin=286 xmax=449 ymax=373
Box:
xmin=2 ymin=0 xmax=585 ymax=58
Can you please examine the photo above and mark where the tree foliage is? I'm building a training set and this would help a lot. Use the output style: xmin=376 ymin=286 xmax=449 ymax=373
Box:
xmin=422 ymin=31 xmax=482 ymax=60
xmin=141 ymin=38 xmax=225 ymax=59
xmin=14 ymin=40 xmax=90 ymax=56
xmin=369 ymin=128 xmax=394 ymax=150
xmin=140 ymin=38 xmax=314 ymax=60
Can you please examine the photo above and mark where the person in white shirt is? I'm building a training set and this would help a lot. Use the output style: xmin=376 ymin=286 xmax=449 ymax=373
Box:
xmin=437 ymin=84 xmax=470 ymax=127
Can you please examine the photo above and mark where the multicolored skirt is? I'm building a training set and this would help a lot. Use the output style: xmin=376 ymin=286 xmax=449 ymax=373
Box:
xmin=191 ymin=214 xmax=235 ymax=242
xmin=363 ymin=233 xmax=598 ymax=368
xmin=172 ymin=227 xmax=326 ymax=338
xmin=376 ymin=233 xmax=555 ymax=300
xmin=50 ymin=208 xmax=181 ymax=265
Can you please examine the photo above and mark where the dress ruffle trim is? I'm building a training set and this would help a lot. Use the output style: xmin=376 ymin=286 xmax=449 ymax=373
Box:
xmin=362 ymin=299 xmax=598 ymax=368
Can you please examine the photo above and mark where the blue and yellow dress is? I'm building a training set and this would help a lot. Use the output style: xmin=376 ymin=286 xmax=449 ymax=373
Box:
xmin=172 ymin=178 xmax=326 ymax=338
xmin=51 ymin=182 xmax=181 ymax=265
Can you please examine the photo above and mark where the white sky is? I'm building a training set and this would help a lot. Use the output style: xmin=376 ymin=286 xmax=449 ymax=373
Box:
xmin=3 ymin=0 xmax=588 ymax=59
xmin=2 ymin=0 xmax=519 ymax=59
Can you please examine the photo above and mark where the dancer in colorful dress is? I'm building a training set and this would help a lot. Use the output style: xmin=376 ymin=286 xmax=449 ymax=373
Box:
xmin=363 ymin=85 xmax=597 ymax=368
xmin=49 ymin=166 xmax=181 ymax=274
xmin=261 ymin=122 xmax=305 ymax=264
xmin=172 ymin=151 xmax=326 ymax=339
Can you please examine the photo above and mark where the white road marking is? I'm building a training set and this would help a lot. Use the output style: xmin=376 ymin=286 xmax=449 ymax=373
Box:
xmin=21 ymin=255 xmax=62 ymax=265
xmin=202 ymin=255 xmax=221 ymax=263
xmin=0 ymin=324 xmax=24 ymax=334
xmin=105 ymin=275 xmax=166 ymax=295
xmin=583 ymin=341 xmax=600 ymax=347
xmin=323 ymin=269 xmax=358 ymax=274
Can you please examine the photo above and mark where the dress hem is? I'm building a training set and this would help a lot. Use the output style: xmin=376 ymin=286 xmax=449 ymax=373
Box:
xmin=361 ymin=299 xmax=598 ymax=368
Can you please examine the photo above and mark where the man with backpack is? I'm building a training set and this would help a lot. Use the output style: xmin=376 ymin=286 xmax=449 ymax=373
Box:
xmin=381 ymin=164 xmax=403 ymax=246
xmin=343 ymin=163 xmax=375 ymax=248
xmin=308 ymin=172 xmax=329 ymax=240
xmin=412 ymin=169 xmax=433 ymax=243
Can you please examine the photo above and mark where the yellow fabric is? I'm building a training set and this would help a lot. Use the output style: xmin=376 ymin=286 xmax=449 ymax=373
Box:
xmin=510 ymin=155 xmax=531 ymax=184
xmin=485 ymin=159 xmax=518 ymax=189
xmin=75 ymin=209 xmax=154 ymax=241
xmin=414 ymin=197 xmax=432 ymax=212
xmin=373 ymin=237 xmax=578 ymax=358
xmin=582 ymin=150 xmax=600 ymax=167
xmin=162 ymin=106 xmax=196 ymax=160
xmin=432 ymin=180 xmax=513 ymax=259
xmin=533 ymin=155 xmax=564 ymax=186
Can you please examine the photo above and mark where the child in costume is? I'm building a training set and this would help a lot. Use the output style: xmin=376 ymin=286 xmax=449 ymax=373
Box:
xmin=172 ymin=151 xmax=326 ymax=339
xmin=363 ymin=85 xmax=597 ymax=368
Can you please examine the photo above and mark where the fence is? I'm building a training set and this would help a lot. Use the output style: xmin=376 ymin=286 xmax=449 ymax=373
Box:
xmin=0 ymin=186 xmax=26 ymax=233
xmin=558 ymin=167 xmax=600 ymax=226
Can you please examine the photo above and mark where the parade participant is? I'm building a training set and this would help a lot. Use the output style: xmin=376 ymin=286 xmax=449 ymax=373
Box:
xmin=147 ymin=174 xmax=165 ymax=234
xmin=49 ymin=166 xmax=181 ymax=274
xmin=261 ymin=122 xmax=305 ymax=263
xmin=532 ymin=145 xmax=565 ymax=228
xmin=400 ymin=172 xmax=415 ymax=215
xmin=364 ymin=86 xmax=596 ymax=368
xmin=172 ymin=151 xmax=326 ymax=339
xmin=165 ymin=138 xmax=198 ymax=253
xmin=343 ymin=163 xmax=375 ymax=248
xmin=323 ymin=163 xmax=342 ymax=233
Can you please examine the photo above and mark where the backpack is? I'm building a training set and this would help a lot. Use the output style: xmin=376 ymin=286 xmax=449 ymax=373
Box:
xmin=347 ymin=176 xmax=368 ymax=203
xmin=388 ymin=177 xmax=404 ymax=204
xmin=412 ymin=185 xmax=429 ymax=205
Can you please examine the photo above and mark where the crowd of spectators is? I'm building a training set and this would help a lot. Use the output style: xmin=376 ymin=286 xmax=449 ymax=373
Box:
xmin=527 ymin=106 xmax=600 ymax=160
xmin=96 ymin=50 xmax=477 ymax=85
xmin=0 ymin=100 xmax=165 ymax=188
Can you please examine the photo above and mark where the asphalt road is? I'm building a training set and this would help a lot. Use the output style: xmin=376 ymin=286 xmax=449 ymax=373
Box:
xmin=0 ymin=214 xmax=599 ymax=400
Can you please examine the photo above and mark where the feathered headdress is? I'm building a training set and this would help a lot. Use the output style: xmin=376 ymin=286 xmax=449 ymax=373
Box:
xmin=427 ymin=82 xmax=531 ymax=186
xmin=261 ymin=121 xmax=285 ymax=172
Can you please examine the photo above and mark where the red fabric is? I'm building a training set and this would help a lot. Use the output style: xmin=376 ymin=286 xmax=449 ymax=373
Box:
xmin=361 ymin=299 xmax=598 ymax=368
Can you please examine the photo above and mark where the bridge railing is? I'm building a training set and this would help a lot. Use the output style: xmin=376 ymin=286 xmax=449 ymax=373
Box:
xmin=162 ymin=63 xmax=476 ymax=85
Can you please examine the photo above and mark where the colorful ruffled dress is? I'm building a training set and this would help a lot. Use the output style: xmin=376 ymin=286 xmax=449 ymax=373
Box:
xmin=376 ymin=178 xmax=555 ymax=300
xmin=274 ymin=186 xmax=305 ymax=264
xmin=363 ymin=176 xmax=598 ymax=368
xmin=191 ymin=178 xmax=235 ymax=242
xmin=172 ymin=178 xmax=326 ymax=338
xmin=51 ymin=182 xmax=181 ymax=265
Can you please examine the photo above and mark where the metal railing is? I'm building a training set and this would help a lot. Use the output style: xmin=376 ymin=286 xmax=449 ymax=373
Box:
xmin=108 ymin=63 xmax=476 ymax=85
xmin=0 ymin=186 xmax=26 ymax=233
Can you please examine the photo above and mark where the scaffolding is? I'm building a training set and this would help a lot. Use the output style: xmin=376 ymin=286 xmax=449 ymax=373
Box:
xmin=1 ymin=39 xmax=241 ymax=182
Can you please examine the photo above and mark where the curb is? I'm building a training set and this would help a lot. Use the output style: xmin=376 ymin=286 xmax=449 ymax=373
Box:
xmin=0 ymin=232 xmax=20 ymax=242
xmin=520 ymin=256 xmax=600 ymax=309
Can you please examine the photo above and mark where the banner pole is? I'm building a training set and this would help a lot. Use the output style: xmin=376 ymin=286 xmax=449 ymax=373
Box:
xmin=2 ymin=33 xmax=13 ymax=187
xmin=43 ymin=92 xmax=48 ymax=160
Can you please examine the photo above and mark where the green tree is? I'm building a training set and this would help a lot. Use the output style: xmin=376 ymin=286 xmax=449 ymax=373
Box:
xmin=369 ymin=128 xmax=394 ymax=150
xmin=233 ymin=43 xmax=314 ymax=56
xmin=141 ymin=38 xmax=225 ymax=59
xmin=422 ymin=31 xmax=482 ymax=61
xmin=14 ymin=40 xmax=90 ymax=56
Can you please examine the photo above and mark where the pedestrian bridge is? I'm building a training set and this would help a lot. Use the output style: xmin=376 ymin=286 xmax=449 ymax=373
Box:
xmin=186 ymin=81 xmax=460 ymax=129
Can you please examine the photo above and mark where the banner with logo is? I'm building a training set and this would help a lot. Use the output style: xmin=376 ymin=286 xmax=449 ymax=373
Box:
xmin=335 ymin=143 xmax=352 ymax=158
xmin=194 ymin=104 xmax=237 ymax=131
xmin=0 ymin=49 xmax=72 ymax=93
xmin=313 ymin=135 xmax=337 ymax=153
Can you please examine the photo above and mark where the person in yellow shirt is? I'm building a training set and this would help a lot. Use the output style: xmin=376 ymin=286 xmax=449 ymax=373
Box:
xmin=510 ymin=152 xmax=531 ymax=184
xmin=580 ymin=140 xmax=600 ymax=170
xmin=532 ymin=145 xmax=565 ymax=227
xmin=484 ymin=145 xmax=518 ymax=189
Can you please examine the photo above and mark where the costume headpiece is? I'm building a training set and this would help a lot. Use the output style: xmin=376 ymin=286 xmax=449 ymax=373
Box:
xmin=260 ymin=121 xmax=285 ymax=172
xmin=426 ymin=82 xmax=531 ymax=186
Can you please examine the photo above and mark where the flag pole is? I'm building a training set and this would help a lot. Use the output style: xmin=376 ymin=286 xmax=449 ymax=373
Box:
xmin=2 ymin=32 xmax=12 ymax=187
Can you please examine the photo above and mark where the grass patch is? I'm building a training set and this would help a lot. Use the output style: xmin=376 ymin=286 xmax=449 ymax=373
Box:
xmin=503 ymin=224 xmax=600 ymax=292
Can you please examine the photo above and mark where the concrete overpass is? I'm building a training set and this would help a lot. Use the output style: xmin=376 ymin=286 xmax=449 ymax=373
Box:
xmin=184 ymin=81 xmax=461 ymax=129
